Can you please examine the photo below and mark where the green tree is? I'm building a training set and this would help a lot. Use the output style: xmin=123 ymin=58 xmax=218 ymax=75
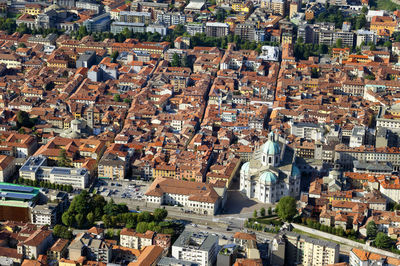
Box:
xmin=361 ymin=6 xmax=368 ymax=14
xmin=110 ymin=51 xmax=119 ymax=62
xmin=87 ymin=212 xmax=95 ymax=226
xmin=53 ymin=225 xmax=73 ymax=239
xmin=367 ymin=221 xmax=378 ymax=239
xmin=136 ymin=222 xmax=149 ymax=233
xmin=276 ymin=196 xmax=297 ymax=222
xmin=62 ymin=211 xmax=74 ymax=227
xmin=375 ymin=232 xmax=393 ymax=249
xmin=171 ymin=53 xmax=181 ymax=67
xmin=113 ymin=94 xmax=121 ymax=102
xmin=335 ymin=38 xmax=343 ymax=48
xmin=138 ymin=211 xmax=153 ymax=222
xmin=16 ymin=110 xmax=34 ymax=128
xmin=57 ymin=149 xmax=71 ymax=167
xmin=268 ymin=207 xmax=272 ymax=215
xmin=216 ymin=8 xmax=227 ymax=22
xmin=75 ymin=213 xmax=85 ymax=228
xmin=253 ymin=210 xmax=258 ymax=218
xmin=154 ymin=208 xmax=168 ymax=222
xmin=260 ymin=207 xmax=265 ymax=217
xmin=383 ymin=41 xmax=392 ymax=49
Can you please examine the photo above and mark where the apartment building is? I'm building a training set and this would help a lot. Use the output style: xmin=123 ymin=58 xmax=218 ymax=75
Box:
xmin=0 ymin=133 xmax=38 ymax=158
xmin=186 ymin=23 xmax=205 ymax=35
xmin=98 ymin=153 xmax=127 ymax=180
xmin=30 ymin=204 xmax=58 ymax=226
xmin=120 ymin=229 xmax=154 ymax=249
xmin=356 ymin=29 xmax=377 ymax=47
xmin=271 ymin=232 xmax=339 ymax=266
xmin=19 ymin=156 xmax=89 ymax=189
xmin=17 ymin=228 xmax=53 ymax=259
xmin=119 ymin=11 xmax=151 ymax=24
xmin=172 ymin=230 xmax=219 ymax=266
xmin=0 ymin=155 xmax=15 ymax=182
xmin=156 ymin=12 xmax=186 ymax=27
xmin=261 ymin=0 xmax=285 ymax=16
xmin=205 ymin=22 xmax=229 ymax=37
xmin=68 ymin=232 xmax=111 ymax=263
xmin=47 ymin=239 xmax=69 ymax=261
xmin=234 ymin=23 xmax=256 ymax=41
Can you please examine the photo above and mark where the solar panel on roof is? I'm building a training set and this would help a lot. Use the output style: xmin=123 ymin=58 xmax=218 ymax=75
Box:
xmin=0 ymin=192 xmax=35 ymax=200
xmin=0 ymin=184 xmax=34 ymax=193
xmin=50 ymin=168 xmax=71 ymax=175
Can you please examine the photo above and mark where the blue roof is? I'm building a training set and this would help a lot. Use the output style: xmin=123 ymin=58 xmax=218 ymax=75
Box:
xmin=260 ymin=171 xmax=277 ymax=184
xmin=291 ymin=165 xmax=300 ymax=177
xmin=0 ymin=184 xmax=33 ymax=193
xmin=0 ymin=192 xmax=35 ymax=200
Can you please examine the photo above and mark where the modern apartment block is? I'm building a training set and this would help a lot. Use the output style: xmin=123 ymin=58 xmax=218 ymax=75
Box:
xmin=205 ymin=22 xmax=229 ymax=37
xmin=271 ymin=232 xmax=339 ymax=266
xmin=172 ymin=230 xmax=219 ymax=266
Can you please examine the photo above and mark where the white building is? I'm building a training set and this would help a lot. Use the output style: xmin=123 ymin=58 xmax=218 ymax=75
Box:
xmin=240 ymin=132 xmax=301 ymax=203
xmin=258 ymin=46 xmax=280 ymax=61
xmin=356 ymin=30 xmax=376 ymax=47
xmin=172 ymin=230 xmax=218 ymax=266
xmin=349 ymin=126 xmax=365 ymax=148
xmin=145 ymin=177 xmax=221 ymax=215
xmin=19 ymin=156 xmax=89 ymax=189
xmin=349 ymin=248 xmax=400 ymax=265
xmin=30 ymin=204 xmax=58 ymax=226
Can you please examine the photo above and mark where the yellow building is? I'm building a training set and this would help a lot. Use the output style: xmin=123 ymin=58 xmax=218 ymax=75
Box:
xmin=153 ymin=164 xmax=176 ymax=179
xmin=231 ymin=1 xmax=253 ymax=13
xmin=370 ymin=16 xmax=397 ymax=35
xmin=24 ymin=4 xmax=42 ymax=15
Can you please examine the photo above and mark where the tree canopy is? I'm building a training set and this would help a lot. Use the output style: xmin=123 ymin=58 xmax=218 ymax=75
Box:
xmin=276 ymin=196 xmax=297 ymax=222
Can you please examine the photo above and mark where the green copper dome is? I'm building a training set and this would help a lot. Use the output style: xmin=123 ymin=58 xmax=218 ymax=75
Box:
xmin=291 ymin=165 xmax=300 ymax=177
xmin=241 ymin=162 xmax=250 ymax=172
xmin=260 ymin=171 xmax=277 ymax=184
xmin=262 ymin=132 xmax=280 ymax=155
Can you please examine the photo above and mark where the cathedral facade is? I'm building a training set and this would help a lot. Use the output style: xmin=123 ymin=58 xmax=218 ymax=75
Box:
xmin=240 ymin=132 xmax=301 ymax=204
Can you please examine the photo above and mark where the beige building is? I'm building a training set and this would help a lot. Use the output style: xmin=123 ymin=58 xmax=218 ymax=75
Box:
xmin=0 ymin=155 xmax=15 ymax=182
xmin=47 ymin=238 xmax=69 ymax=261
xmin=120 ymin=229 xmax=154 ymax=249
xmin=17 ymin=228 xmax=53 ymax=259
xmin=272 ymin=232 xmax=339 ymax=266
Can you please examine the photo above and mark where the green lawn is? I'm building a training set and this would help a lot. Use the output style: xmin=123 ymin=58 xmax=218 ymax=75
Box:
xmin=374 ymin=0 xmax=400 ymax=11
xmin=292 ymin=228 xmax=343 ymax=245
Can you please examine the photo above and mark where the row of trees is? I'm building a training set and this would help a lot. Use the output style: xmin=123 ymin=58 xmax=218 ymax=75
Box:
xmin=16 ymin=177 xmax=73 ymax=193
xmin=301 ymin=218 xmax=361 ymax=240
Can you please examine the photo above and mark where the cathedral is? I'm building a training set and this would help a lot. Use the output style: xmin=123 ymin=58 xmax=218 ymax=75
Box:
xmin=240 ymin=132 xmax=301 ymax=204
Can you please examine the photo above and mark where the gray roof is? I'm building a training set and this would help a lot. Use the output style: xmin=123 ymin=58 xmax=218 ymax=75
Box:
xmin=173 ymin=229 xmax=218 ymax=252
xmin=282 ymin=231 xmax=339 ymax=249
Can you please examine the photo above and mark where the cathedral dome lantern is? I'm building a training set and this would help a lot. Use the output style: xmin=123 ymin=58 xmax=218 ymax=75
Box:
xmin=261 ymin=131 xmax=281 ymax=167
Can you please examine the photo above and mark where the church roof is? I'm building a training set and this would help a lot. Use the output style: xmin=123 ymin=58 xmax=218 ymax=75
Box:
xmin=260 ymin=171 xmax=277 ymax=184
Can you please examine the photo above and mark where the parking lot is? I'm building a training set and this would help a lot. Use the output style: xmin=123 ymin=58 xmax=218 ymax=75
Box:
xmin=94 ymin=179 xmax=149 ymax=201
